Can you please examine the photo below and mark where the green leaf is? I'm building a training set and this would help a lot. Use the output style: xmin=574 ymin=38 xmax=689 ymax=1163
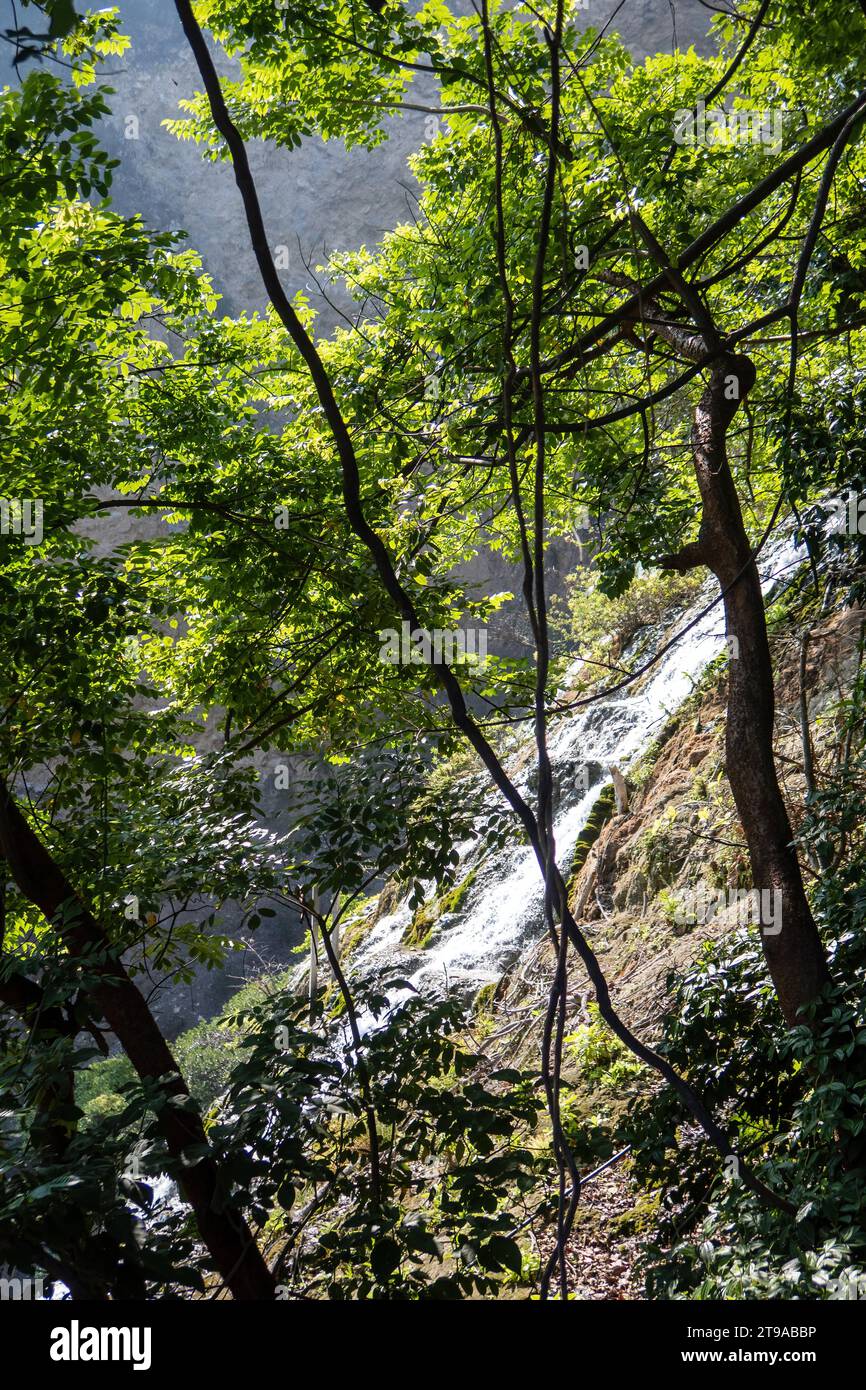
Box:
xmin=371 ymin=1236 xmax=402 ymax=1281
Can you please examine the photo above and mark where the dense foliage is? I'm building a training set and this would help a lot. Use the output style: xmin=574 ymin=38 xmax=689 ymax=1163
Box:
xmin=2 ymin=0 xmax=866 ymax=1300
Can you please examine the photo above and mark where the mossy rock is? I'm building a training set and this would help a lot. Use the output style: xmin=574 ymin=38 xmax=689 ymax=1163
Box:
xmin=340 ymin=902 xmax=379 ymax=958
xmin=402 ymin=866 xmax=478 ymax=949
xmin=322 ymin=981 xmax=348 ymax=1018
xmin=473 ymin=980 xmax=499 ymax=1016
xmin=369 ymin=879 xmax=400 ymax=926
xmin=403 ymin=900 xmax=438 ymax=949
xmin=567 ymin=784 xmax=615 ymax=897
xmin=610 ymin=1190 xmax=660 ymax=1236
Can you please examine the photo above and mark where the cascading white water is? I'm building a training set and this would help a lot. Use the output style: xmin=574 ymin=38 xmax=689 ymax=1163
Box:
xmin=350 ymin=528 xmax=807 ymax=997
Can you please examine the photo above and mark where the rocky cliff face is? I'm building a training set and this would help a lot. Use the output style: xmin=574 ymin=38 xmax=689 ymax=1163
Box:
xmin=4 ymin=1 xmax=713 ymax=324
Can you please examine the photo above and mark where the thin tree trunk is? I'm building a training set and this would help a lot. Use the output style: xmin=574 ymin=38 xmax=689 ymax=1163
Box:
xmin=799 ymin=630 xmax=816 ymax=803
xmin=308 ymin=912 xmax=319 ymax=1022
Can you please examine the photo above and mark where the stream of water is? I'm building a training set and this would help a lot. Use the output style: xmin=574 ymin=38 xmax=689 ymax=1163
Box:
xmin=350 ymin=529 xmax=806 ymax=998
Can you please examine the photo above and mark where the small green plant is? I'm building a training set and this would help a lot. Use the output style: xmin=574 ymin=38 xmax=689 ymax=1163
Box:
xmin=567 ymin=1004 xmax=645 ymax=1092
xmin=211 ymin=974 xmax=547 ymax=1299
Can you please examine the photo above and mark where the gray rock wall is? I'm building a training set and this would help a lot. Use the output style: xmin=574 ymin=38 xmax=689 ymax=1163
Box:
xmin=4 ymin=1 xmax=713 ymax=324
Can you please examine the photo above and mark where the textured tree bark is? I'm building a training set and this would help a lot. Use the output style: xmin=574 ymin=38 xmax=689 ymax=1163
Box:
xmin=0 ymin=781 xmax=275 ymax=1300
xmin=662 ymin=354 xmax=831 ymax=1024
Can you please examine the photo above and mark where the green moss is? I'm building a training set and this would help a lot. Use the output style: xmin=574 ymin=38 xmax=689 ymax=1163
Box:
xmin=440 ymin=866 xmax=478 ymax=916
xmin=402 ymin=865 xmax=478 ymax=949
xmin=403 ymin=900 xmax=438 ymax=949
xmin=611 ymin=1190 xmax=659 ymax=1236
xmin=628 ymin=739 xmax=664 ymax=793
xmin=637 ymin=806 xmax=685 ymax=892
xmin=473 ymin=981 xmax=498 ymax=1015
xmin=567 ymin=784 xmax=614 ymax=901
xmin=471 ymin=980 xmax=499 ymax=1038
xmin=322 ymin=981 xmax=348 ymax=1018
xmin=567 ymin=1003 xmax=645 ymax=1091
xmin=558 ymin=1005 xmax=647 ymax=1164
xmin=339 ymin=902 xmax=378 ymax=958
xmin=691 ymin=772 xmax=709 ymax=801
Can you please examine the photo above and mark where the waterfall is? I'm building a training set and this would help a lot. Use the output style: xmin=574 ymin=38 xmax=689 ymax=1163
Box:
xmin=350 ymin=527 xmax=806 ymax=997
